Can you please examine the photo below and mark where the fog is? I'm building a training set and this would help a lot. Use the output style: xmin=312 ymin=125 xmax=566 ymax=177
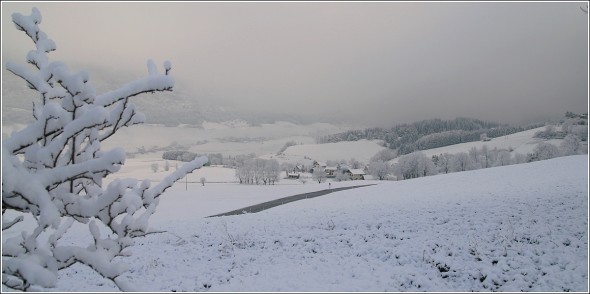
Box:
xmin=2 ymin=2 xmax=588 ymax=127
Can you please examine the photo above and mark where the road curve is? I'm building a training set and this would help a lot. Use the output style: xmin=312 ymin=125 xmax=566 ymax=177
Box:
xmin=207 ymin=183 xmax=376 ymax=218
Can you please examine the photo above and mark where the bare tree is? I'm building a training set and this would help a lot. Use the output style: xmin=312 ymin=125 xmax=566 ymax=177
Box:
xmin=481 ymin=145 xmax=490 ymax=168
xmin=263 ymin=159 xmax=281 ymax=185
xmin=495 ymin=150 xmax=512 ymax=167
xmin=434 ymin=153 xmax=453 ymax=174
xmin=451 ymin=152 xmax=474 ymax=172
xmin=312 ymin=168 xmax=327 ymax=183
xmin=368 ymin=160 xmax=392 ymax=180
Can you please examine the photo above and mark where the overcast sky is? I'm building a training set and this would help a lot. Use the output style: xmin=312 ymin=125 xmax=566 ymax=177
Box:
xmin=2 ymin=1 xmax=588 ymax=126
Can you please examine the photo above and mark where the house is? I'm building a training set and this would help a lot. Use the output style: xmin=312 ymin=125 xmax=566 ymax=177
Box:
xmin=324 ymin=166 xmax=338 ymax=177
xmin=346 ymin=169 xmax=366 ymax=180
xmin=311 ymin=161 xmax=327 ymax=173
xmin=295 ymin=164 xmax=305 ymax=172
xmin=312 ymin=161 xmax=327 ymax=169
xmin=287 ymin=172 xmax=300 ymax=179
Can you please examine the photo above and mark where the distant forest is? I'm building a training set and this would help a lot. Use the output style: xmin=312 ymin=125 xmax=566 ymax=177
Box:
xmin=316 ymin=117 xmax=544 ymax=155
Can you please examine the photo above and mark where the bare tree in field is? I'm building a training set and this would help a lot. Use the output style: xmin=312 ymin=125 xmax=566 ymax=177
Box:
xmin=368 ymin=160 xmax=392 ymax=180
xmin=451 ymin=152 xmax=474 ymax=172
xmin=312 ymin=168 xmax=327 ymax=183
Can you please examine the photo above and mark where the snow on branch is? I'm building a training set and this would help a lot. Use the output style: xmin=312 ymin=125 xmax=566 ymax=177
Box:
xmin=2 ymin=7 xmax=208 ymax=291
xmin=145 ymin=156 xmax=209 ymax=203
xmin=96 ymin=74 xmax=174 ymax=107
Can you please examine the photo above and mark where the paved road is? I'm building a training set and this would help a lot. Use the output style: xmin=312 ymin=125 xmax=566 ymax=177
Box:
xmin=207 ymin=183 xmax=376 ymax=218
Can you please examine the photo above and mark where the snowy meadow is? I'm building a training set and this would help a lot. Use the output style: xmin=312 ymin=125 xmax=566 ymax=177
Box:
xmin=26 ymin=155 xmax=588 ymax=292
xmin=2 ymin=5 xmax=588 ymax=293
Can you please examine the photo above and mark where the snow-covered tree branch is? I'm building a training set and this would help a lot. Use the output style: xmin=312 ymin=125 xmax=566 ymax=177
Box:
xmin=2 ymin=8 xmax=208 ymax=291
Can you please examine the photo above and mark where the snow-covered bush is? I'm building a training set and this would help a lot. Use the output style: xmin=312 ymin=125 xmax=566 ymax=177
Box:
xmin=559 ymin=134 xmax=582 ymax=156
xmin=529 ymin=142 xmax=560 ymax=162
xmin=2 ymin=8 xmax=207 ymax=291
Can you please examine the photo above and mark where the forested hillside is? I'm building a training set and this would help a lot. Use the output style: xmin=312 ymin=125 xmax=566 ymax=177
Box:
xmin=317 ymin=118 xmax=543 ymax=155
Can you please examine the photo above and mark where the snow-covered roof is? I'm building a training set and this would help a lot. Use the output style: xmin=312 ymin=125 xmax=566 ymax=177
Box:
xmin=348 ymin=169 xmax=366 ymax=175
xmin=325 ymin=166 xmax=338 ymax=171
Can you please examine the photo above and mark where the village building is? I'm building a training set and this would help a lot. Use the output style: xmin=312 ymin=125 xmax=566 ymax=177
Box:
xmin=324 ymin=166 xmax=338 ymax=177
xmin=346 ymin=168 xmax=366 ymax=180
xmin=311 ymin=161 xmax=327 ymax=173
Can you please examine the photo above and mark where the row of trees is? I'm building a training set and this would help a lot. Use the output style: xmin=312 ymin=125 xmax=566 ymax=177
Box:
xmin=162 ymin=150 xmax=200 ymax=162
xmin=163 ymin=151 xmax=258 ymax=168
xmin=392 ymin=135 xmax=585 ymax=180
xmin=235 ymin=158 xmax=281 ymax=185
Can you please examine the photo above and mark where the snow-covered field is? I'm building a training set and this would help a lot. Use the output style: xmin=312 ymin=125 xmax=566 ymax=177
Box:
xmin=24 ymin=155 xmax=587 ymax=292
xmin=3 ymin=119 xmax=588 ymax=292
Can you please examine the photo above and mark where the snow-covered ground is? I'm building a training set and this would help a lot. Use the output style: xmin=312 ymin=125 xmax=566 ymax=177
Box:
xmin=22 ymin=155 xmax=587 ymax=292
xmin=3 ymin=120 xmax=588 ymax=292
